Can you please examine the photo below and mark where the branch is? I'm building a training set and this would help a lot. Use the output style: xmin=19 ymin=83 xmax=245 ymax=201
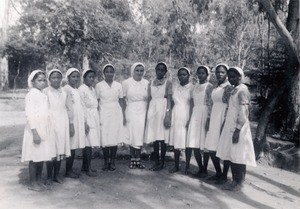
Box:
xmin=256 ymin=0 xmax=299 ymax=65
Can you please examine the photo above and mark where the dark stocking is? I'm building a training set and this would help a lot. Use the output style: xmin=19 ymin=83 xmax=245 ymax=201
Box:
xmin=66 ymin=149 xmax=75 ymax=173
xmin=170 ymin=149 xmax=180 ymax=173
xmin=161 ymin=141 xmax=167 ymax=166
xmin=210 ymin=152 xmax=222 ymax=176
xmin=194 ymin=149 xmax=203 ymax=171
xmin=102 ymin=147 xmax=109 ymax=170
xmin=222 ymin=160 xmax=231 ymax=179
xmin=36 ymin=162 xmax=44 ymax=182
xmin=29 ymin=161 xmax=37 ymax=184
xmin=46 ymin=161 xmax=54 ymax=180
xmin=185 ymin=148 xmax=192 ymax=173
xmin=203 ymin=152 xmax=209 ymax=174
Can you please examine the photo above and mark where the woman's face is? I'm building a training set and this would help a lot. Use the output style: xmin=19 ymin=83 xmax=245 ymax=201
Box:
xmin=215 ymin=66 xmax=227 ymax=84
xmin=178 ymin=69 xmax=190 ymax=85
xmin=84 ymin=71 xmax=95 ymax=87
xmin=32 ymin=74 xmax=47 ymax=90
xmin=155 ymin=64 xmax=167 ymax=80
xmin=133 ymin=65 xmax=144 ymax=81
xmin=196 ymin=67 xmax=208 ymax=83
xmin=49 ymin=72 xmax=62 ymax=89
xmin=68 ymin=71 xmax=80 ymax=88
xmin=228 ymin=70 xmax=241 ymax=86
xmin=104 ymin=66 xmax=115 ymax=82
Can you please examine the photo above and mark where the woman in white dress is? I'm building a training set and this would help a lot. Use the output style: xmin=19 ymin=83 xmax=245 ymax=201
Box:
xmin=122 ymin=62 xmax=149 ymax=169
xmin=169 ymin=67 xmax=194 ymax=173
xmin=95 ymin=64 xmax=126 ymax=171
xmin=145 ymin=62 xmax=172 ymax=171
xmin=22 ymin=70 xmax=54 ymax=191
xmin=44 ymin=69 xmax=71 ymax=184
xmin=79 ymin=69 xmax=100 ymax=177
xmin=217 ymin=67 xmax=256 ymax=191
xmin=203 ymin=63 xmax=232 ymax=183
xmin=64 ymin=68 xmax=88 ymax=178
xmin=186 ymin=65 xmax=213 ymax=175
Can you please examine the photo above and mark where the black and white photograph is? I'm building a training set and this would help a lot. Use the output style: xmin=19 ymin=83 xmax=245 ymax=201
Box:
xmin=0 ymin=0 xmax=299 ymax=208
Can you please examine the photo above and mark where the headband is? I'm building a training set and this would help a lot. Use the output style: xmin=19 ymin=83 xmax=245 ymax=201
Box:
xmin=27 ymin=70 xmax=44 ymax=88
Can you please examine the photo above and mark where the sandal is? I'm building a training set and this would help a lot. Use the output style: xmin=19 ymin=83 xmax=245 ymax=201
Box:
xmin=136 ymin=161 xmax=145 ymax=169
xmin=129 ymin=161 xmax=137 ymax=169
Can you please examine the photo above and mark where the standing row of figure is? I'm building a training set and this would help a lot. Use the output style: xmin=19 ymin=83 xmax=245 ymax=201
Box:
xmin=21 ymin=61 xmax=256 ymax=192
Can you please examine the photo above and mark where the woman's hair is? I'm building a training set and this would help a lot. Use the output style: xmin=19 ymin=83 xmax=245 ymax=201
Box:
xmin=155 ymin=62 xmax=167 ymax=71
xmin=83 ymin=70 xmax=96 ymax=78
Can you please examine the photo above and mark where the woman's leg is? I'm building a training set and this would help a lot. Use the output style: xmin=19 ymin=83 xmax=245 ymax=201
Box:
xmin=84 ymin=147 xmax=96 ymax=177
xmin=36 ymin=161 xmax=44 ymax=184
xmin=216 ymin=160 xmax=231 ymax=184
xmin=46 ymin=160 xmax=54 ymax=184
xmin=53 ymin=159 xmax=63 ymax=183
xmin=150 ymin=141 xmax=160 ymax=170
xmin=170 ymin=149 xmax=180 ymax=173
xmin=102 ymin=147 xmax=109 ymax=171
xmin=185 ymin=148 xmax=192 ymax=174
xmin=109 ymin=146 xmax=118 ymax=171
xmin=200 ymin=152 xmax=209 ymax=178
xmin=28 ymin=161 xmax=43 ymax=191
xmin=207 ymin=152 xmax=222 ymax=180
xmin=65 ymin=149 xmax=79 ymax=178
xmin=129 ymin=146 xmax=136 ymax=169
xmin=194 ymin=148 xmax=203 ymax=173
xmin=135 ymin=147 xmax=145 ymax=169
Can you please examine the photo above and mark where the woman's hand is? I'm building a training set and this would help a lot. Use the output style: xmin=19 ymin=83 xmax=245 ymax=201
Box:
xmin=85 ymin=122 xmax=90 ymax=135
xmin=232 ymin=128 xmax=240 ymax=144
xmin=205 ymin=117 xmax=210 ymax=131
xmin=69 ymin=123 xmax=75 ymax=137
xmin=32 ymin=129 xmax=41 ymax=144
xmin=123 ymin=115 xmax=127 ymax=126
xmin=164 ymin=112 xmax=171 ymax=128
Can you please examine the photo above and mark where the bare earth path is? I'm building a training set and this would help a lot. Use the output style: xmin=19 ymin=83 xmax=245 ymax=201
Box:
xmin=0 ymin=98 xmax=299 ymax=209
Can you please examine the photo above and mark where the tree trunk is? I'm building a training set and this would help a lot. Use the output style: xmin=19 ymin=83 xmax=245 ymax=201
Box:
xmin=254 ymin=0 xmax=299 ymax=157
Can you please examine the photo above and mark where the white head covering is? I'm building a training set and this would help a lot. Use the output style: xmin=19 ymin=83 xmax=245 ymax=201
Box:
xmin=102 ymin=64 xmax=115 ymax=80
xmin=215 ymin=63 xmax=229 ymax=71
xmin=65 ymin=68 xmax=80 ymax=82
xmin=27 ymin=70 xmax=44 ymax=88
xmin=155 ymin=62 xmax=168 ymax=71
xmin=178 ymin=67 xmax=191 ymax=75
xmin=197 ymin=65 xmax=211 ymax=80
xmin=82 ymin=69 xmax=95 ymax=78
xmin=130 ymin=62 xmax=145 ymax=77
xmin=48 ymin=69 xmax=62 ymax=83
xmin=228 ymin=66 xmax=245 ymax=82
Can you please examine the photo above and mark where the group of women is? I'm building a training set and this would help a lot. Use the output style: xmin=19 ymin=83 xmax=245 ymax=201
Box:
xmin=21 ymin=61 xmax=256 ymax=192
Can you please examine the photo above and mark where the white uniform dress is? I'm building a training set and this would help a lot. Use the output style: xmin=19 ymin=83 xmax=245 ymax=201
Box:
xmin=145 ymin=79 xmax=171 ymax=144
xmin=186 ymin=82 xmax=213 ymax=149
xmin=122 ymin=77 xmax=149 ymax=147
xmin=217 ymin=84 xmax=256 ymax=166
xmin=79 ymin=84 xmax=101 ymax=147
xmin=204 ymin=81 xmax=231 ymax=151
xmin=21 ymin=88 xmax=55 ymax=162
xmin=95 ymin=80 xmax=123 ymax=147
xmin=64 ymin=85 xmax=86 ymax=149
xmin=43 ymin=86 xmax=71 ymax=158
xmin=169 ymin=83 xmax=194 ymax=149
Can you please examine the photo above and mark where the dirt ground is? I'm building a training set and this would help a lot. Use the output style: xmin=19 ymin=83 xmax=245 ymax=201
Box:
xmin=0 ymin=97 xmax=299 ymax=209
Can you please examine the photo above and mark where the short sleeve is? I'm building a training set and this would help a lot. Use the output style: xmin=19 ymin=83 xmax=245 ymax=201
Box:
xmin=238 ymin=87 xmax=250 ymax=105
xmin=165 ymin=80 xmax=173 ymax=96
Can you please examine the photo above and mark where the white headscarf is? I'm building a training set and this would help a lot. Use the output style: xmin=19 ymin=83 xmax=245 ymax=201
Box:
xmin=66 ymin=68 xmax=80 ymax=79
xmin=27 ymin=70 xmax=44 ymax=89
xmin=178 ymin=67 xmax=191 ymax=75
xmin=102 ymin=64 xmax=115 ymax=79
xmin=215 ymin=63 xmax=229 ymax=71
xmin=130 ymin=62 xmax=145 ymax=77
xmin=47 ymin=69 xmax=62 ymax=83
xmin=155 ymin=62 xmax=168 ymax=71
xmin=197 ymin=65 xmax=211 ymax=80
xmin=228 ymin=66 xmax=245 ymax=82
